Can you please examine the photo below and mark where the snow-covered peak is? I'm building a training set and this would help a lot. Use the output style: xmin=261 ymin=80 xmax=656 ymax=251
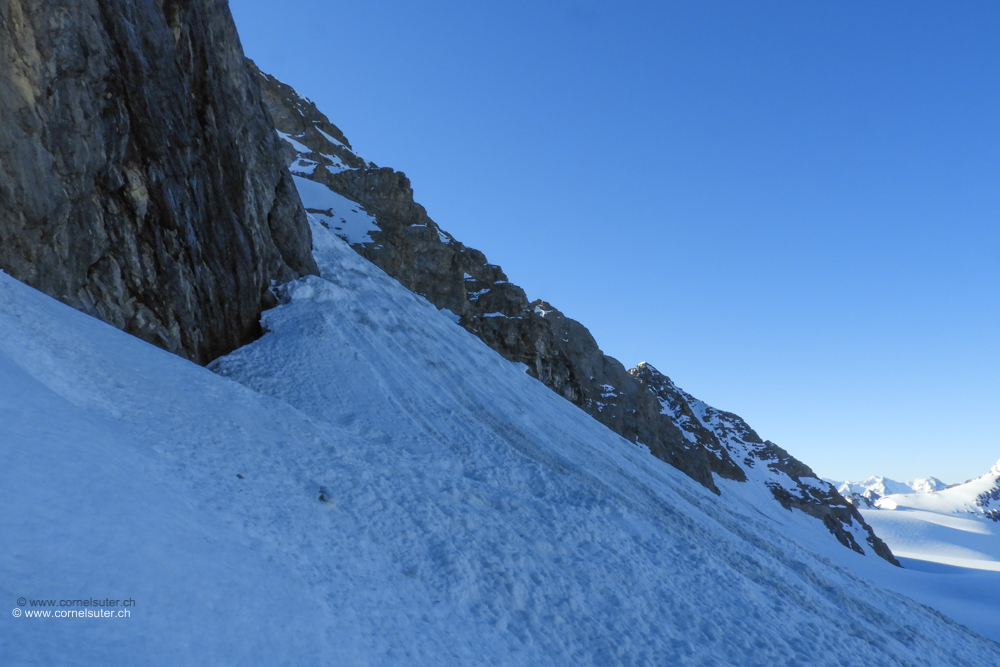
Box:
xmin=872 ymin=461 xmax=1000 ymax=521
xmin=828 ymin=475 xmax=948 ymax=506
xmin=859 ymin=458 xmax=1000 ymax=612
xmin=910 ymin=476 xmax=949 ymax=494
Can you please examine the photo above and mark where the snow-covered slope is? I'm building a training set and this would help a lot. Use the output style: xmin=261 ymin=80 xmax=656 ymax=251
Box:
xmin=861 ymin=461 xmax=1000 ymax=566
xmin=877 ymin=462 xmax=1000 ymax=519
xmin=4 ymin=230 xmax=1000 ymax=663
xmin=850 ymin=462 xmax=1000 ymax=641
xmin=254 ymin=67 xmax=899 ymax=564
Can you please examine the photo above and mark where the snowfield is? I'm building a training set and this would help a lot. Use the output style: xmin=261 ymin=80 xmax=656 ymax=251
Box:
xmin=854 ymin=464 xmax=1000 ymax=641
xmin=2 ymin=225 xmax=999 ymax=664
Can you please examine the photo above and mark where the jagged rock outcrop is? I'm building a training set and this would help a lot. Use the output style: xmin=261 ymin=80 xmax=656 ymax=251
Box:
xmin=968 ymin=462 xmax=1000 ymax=522
xmin=0 ymin=0 xmax=317 ymax=364
xmin=633 ymin=363 xmax=898 ymax=564
xmin=842 ymin=490 xmax=881 ymax=509
xmin=254 ymin=67 xmax=898 ymax=563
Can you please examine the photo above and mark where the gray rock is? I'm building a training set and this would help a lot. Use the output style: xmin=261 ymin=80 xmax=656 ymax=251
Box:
xmin=844 ymin=490 xmax=881 ymax=509
xmin=634 ymin=362 xmax=898 ymax=565
xmin=0 ymin=0 xmax=317 ymax=364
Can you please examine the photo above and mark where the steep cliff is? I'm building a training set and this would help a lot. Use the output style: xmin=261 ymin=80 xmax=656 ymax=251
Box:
xmin=254 ymin=67 xmax=897 ymax=563
xmin=0 ymin=0 xmax=317 ymax=364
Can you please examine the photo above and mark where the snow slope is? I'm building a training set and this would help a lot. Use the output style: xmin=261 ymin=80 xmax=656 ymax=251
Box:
xmin=264 ymin=69 xmax=899 ymax=565
xmin=2 ymin=230 xmax=999 ymax=664
xmin=876 ymin=462 xmax=1000 ymax=518
xmin=863 ymin=461 xmax=1000 ymax=571
xmin=849 ymin=464 xmax=1000 ymax=641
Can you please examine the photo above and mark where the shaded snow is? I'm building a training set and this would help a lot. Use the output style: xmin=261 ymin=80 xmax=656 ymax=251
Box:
xmin=3 ymin=230 xmax=1000 ymax=662
xmin=439 ymin=308 xmax=461 ymax=324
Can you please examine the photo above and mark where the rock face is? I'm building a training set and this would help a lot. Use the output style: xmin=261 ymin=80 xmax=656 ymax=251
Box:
xmin=254 ymin=67 xmax=898 ymax=564
xmin=0 ymin=0 xmax=317 ymax=364
xmin=633 ymin=363 xmax=898 ymax=563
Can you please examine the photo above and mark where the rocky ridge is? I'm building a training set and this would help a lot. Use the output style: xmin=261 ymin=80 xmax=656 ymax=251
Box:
xmin=254 ymin=66 xmax=897 ymax=563
xmin=635 ymin=364 xmax=897 ymax=561
xmin=0 ymin=0 xmax=317 ymax=364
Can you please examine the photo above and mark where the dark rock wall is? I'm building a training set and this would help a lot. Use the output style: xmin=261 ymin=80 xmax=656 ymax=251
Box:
xmin=0 ymin=0 xmax=317 ymax=364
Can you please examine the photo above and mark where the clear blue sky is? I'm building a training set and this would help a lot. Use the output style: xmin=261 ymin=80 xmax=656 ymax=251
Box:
xmin=229 ymin=0 xmax=999 ymax=484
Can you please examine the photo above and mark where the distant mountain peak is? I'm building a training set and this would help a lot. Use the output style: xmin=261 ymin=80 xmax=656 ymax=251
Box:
xmin=836 ymin=460 xmax=1000 ymax=522
xmin=825 ymin=475 xmax=949 ymax=509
